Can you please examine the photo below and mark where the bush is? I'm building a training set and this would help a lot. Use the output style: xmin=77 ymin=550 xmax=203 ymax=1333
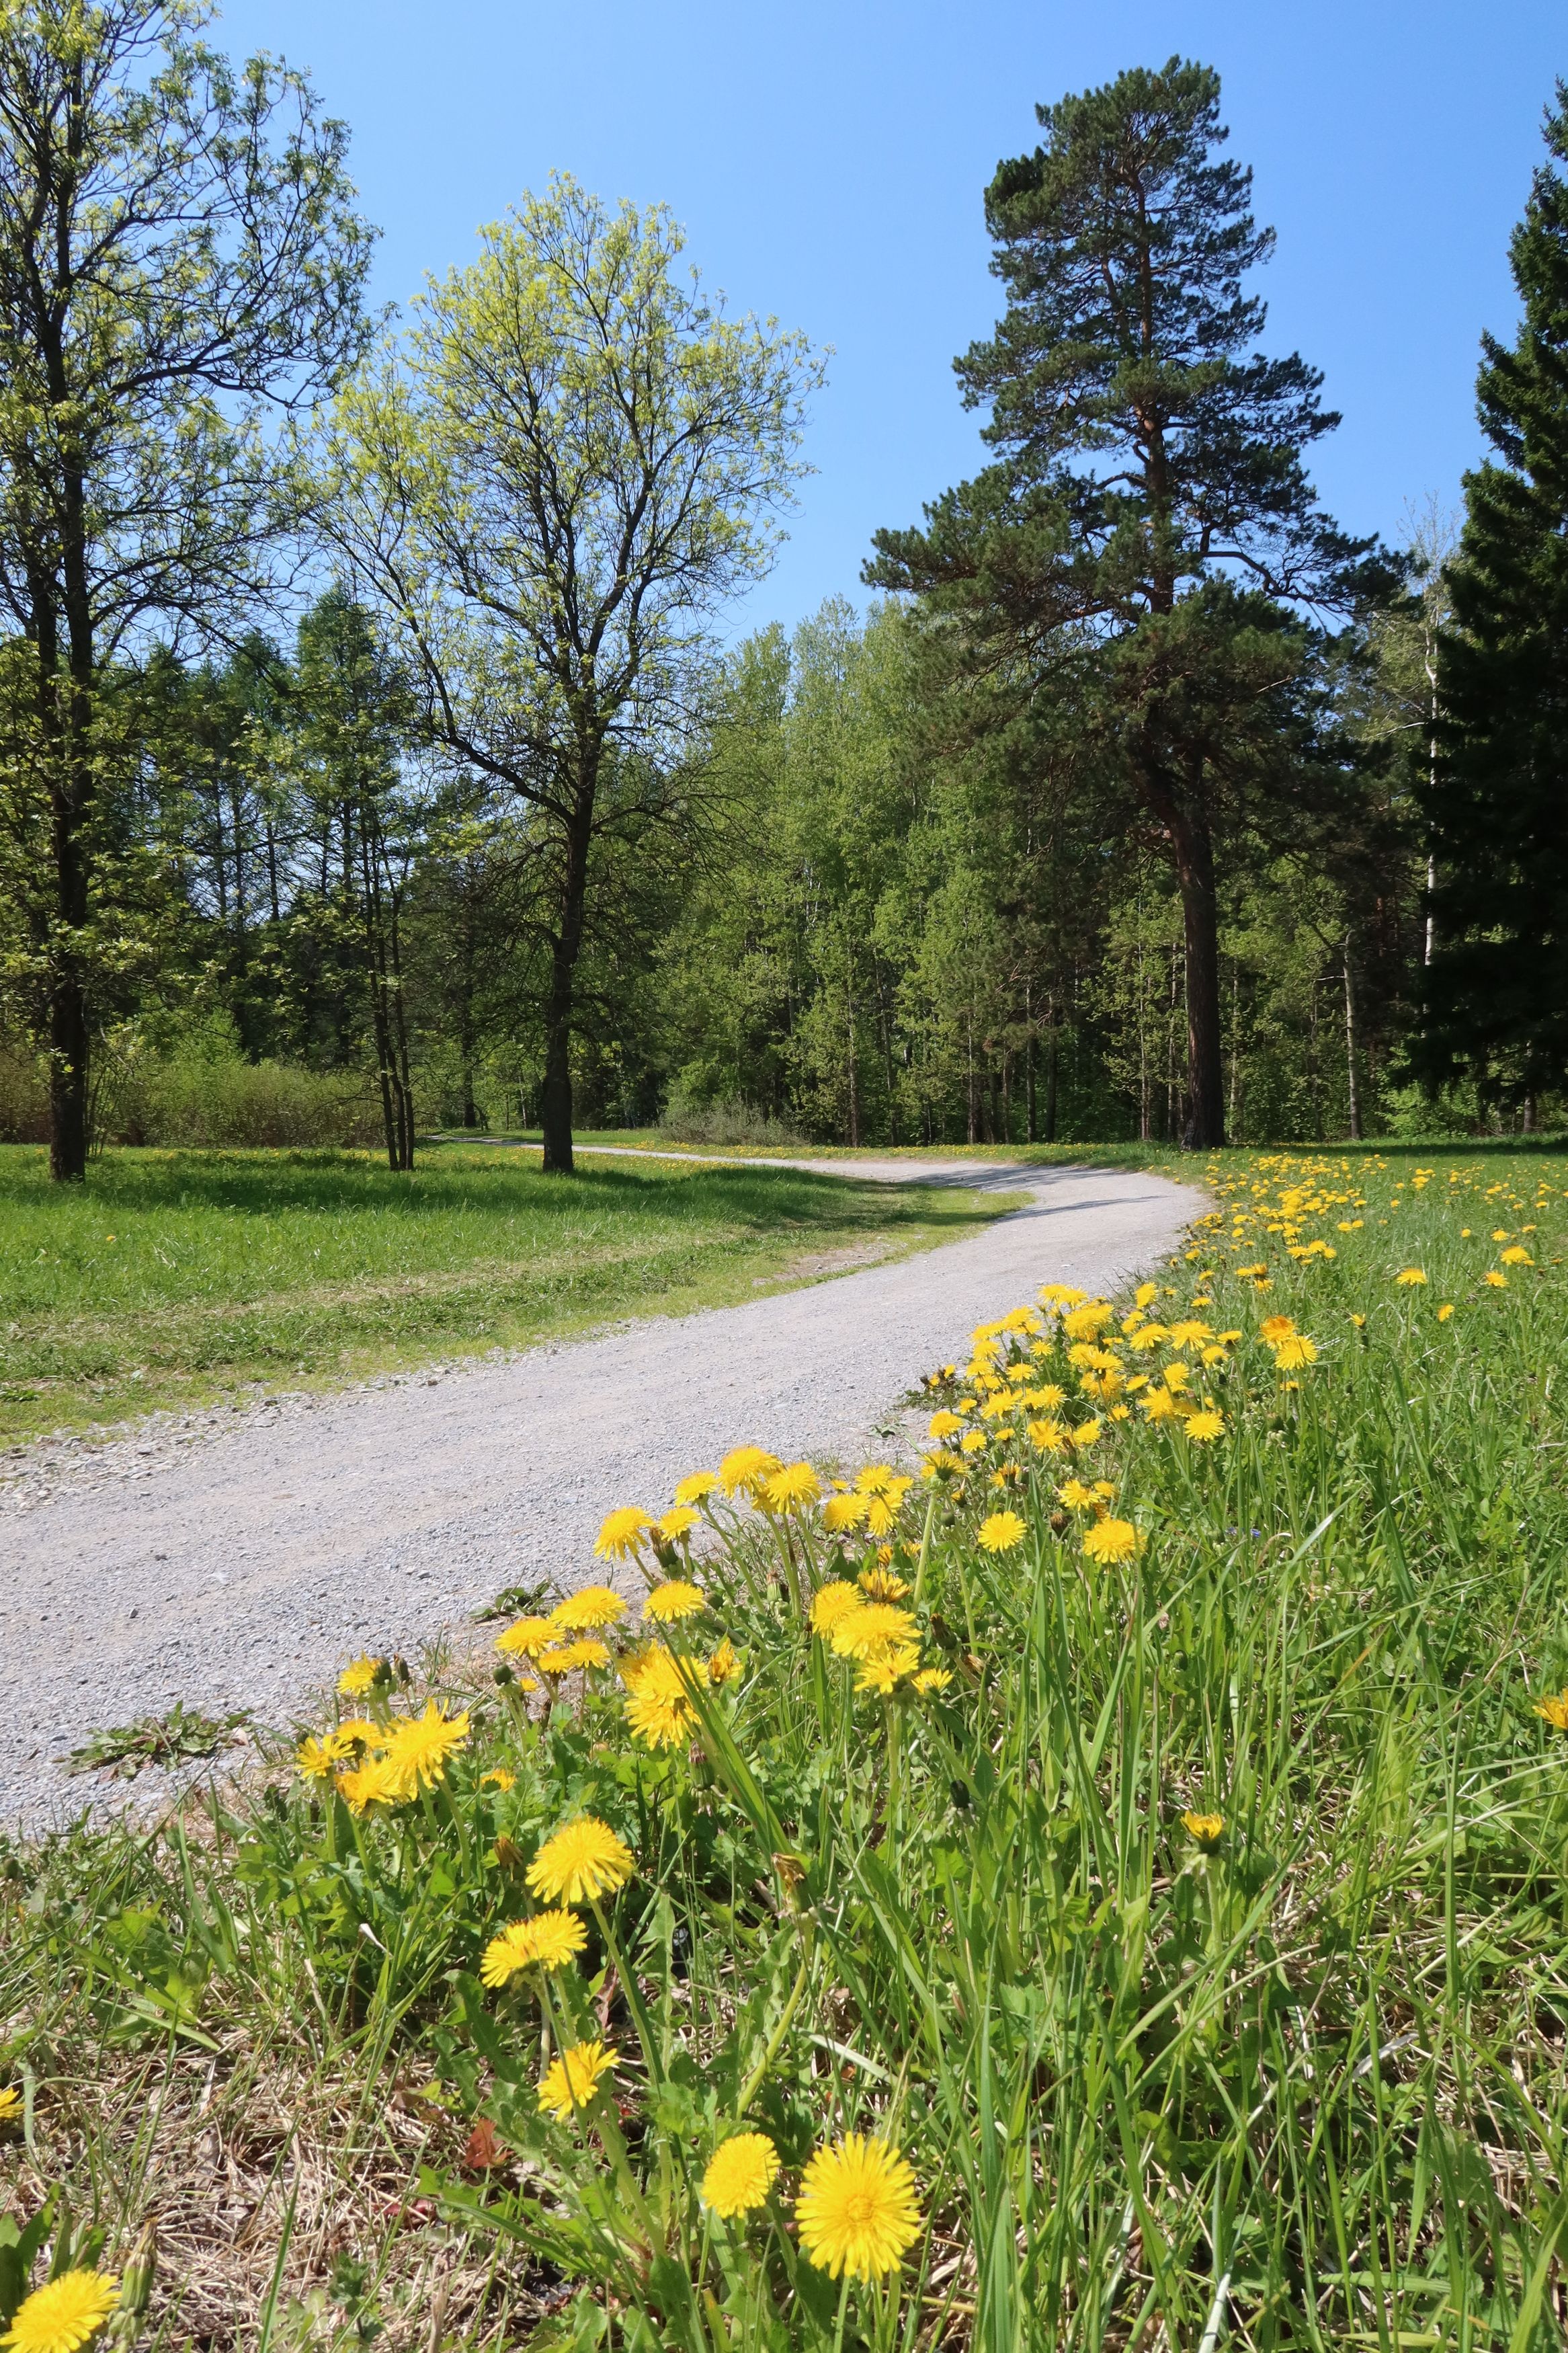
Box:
xmin=658 ymin=1088 xmax=809 ymax=1149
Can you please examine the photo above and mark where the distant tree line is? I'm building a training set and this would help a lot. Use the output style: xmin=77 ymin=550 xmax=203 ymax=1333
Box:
xmin=0 ymin=9 xmax=1563 ymax=1176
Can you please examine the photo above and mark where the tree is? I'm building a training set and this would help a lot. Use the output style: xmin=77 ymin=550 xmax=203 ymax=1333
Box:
xmin=1421 ymin=87 xmax=1568 ymax=1113
xmin=324 ymin=177 xmax=821 ymax=1171
xmin=0 ymin=0 xmax=374 ymax=1178
xmin=868 ymin=58 xmax=1386 ymax=1146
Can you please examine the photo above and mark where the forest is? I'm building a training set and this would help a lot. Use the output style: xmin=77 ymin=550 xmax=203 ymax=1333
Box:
xmin=1 ymin=18 xmax=1564 ymax=1175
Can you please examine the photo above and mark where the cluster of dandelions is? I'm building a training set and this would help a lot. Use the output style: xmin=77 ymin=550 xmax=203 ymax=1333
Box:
xmin=296 ymin=1689 xmax=470 ymax=1816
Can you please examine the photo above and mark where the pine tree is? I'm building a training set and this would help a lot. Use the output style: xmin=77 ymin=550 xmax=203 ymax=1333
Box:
xmin=868 ymin=58 xmax=1385 ymax=1146
xmin=1423 ymin=87 xmax=1568 ymax=1110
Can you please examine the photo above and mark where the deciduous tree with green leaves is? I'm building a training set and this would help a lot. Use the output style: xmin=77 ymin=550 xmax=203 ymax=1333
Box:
xmin=323 ymin=177 xmax=821 ymax=1172
xmin=868 ymin=56 xmax=1387 ymax=1147
xmin=0 ymin=0 xmax=374 ymax=1178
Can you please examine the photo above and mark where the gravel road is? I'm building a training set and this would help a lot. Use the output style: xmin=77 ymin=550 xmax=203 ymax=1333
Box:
xmin=1 ymin=1156 xmax=1196 ymax=1827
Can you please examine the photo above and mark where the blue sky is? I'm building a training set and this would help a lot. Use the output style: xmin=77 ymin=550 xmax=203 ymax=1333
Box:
xmin=218 ymin=0 xmax=1563 ymax=636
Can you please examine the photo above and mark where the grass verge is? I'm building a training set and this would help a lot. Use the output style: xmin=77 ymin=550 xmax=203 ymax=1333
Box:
xmin=0 ymin=1144 xmax=1005 ymax=1446
xmin=6 ymin=1146 xmax=1568 ymax=2348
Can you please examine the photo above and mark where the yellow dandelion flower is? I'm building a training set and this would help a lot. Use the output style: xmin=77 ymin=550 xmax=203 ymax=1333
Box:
xmin=1039 ymin=1283 xmax=1087 ymax=1307
xmin=1184 ymin=1409 xmax=1226 ymax=1443
xmin=537 ymin=2039 xmax=615 ymax=2124
xmin=622 ymin=1644 xmax=700 ymax=1749
xmin=1258 ymin=1315 xmax=1296 ymax=1345
xmin=496 ymin=1614 xmax=557 ymax=1659
xmin=809 ymin=1579 xmax=864 ymax=1635
xmin=764 ymin=1460 xmax=822 ymax=1515
xmin=1070 ymin=1417 xmax=1103 ymax=1447
xmin=858 ymin=1564 xmax=910 ymax=1601
xmin=702 ymin=2131 xmax=780 ymax=2219
xmin=595 ymin=1507 xmax=653 ymax=1560
xmin=1534 ymin=1690 xmax=1568 ymax=1730
xmin=706 ymin=1637 xmax=742 ymax=1685
xmin=1485 ymin=1270 xmax=1508 ymax=1289
xmin=334 ymin=1756 xmax=395 ymax=1814
xmin=1134 ymin=1281 xmax=1159 ymax=1308
xmin=829 ymin=1602 xmax=918 ymax=1663
xmin=296 ymin=1729 xmax=355 ymax=1780
xmin=527 ymin=1816 xmax=634 ymax=1905
xmin=645 ymin=1579 xmax=706 ymax=1622
xmin=864 ymin=1488 xmax=911 ymax=1538
xmin=718 ymin=1445 xmax=782 ymax=1499
xmin=658 ymin=1505 xmax=701 ymax=1543
xmin=1437 ymin=1302 xmax=1454 ymax=1322
xmin=927 ymin=1410 xmax=964 ymax=1439
xmin=977 ymin=1509 xmax=1026 ymax=1554
xmin=823 ymin=1491 xmax=871 ymax=1533
xmin=552 ymin=1585 xmax=626 ymax=1632
xmin=1028 ymin=1417 xmax=1067 ymax=1452
xmin=1395 ymin=1267 xmax=1427 ymax=1287
xmin=1058 ymin=1478 xmax=1098 ymax=1511
xmin=0 ymin=2086 xmax=19 ymax=2124
xmin=959 ymin=1429 xmax=987 ymax=1455
xmin=1501 ymin=1245 xmax=1532 ymax=1265
xmin=1 ymin=2271 xmax=120 ymax=2353
xmin=796 ymin=2134 xmax=923 ymax=2282
xmin=337 ymin=1655 xmax=382 ymax=1698
xmin=481 ymin=1767 xmax=516 ymax=1790
xmin=913 ymin=1666 xmax=952 ymax=1695
xmin=855 ymin=1463 xmax=901 ymax=1497
xmin=856 ymin=1642 xmax=923 ymax=1696
xmin=1083 ymin=1517 xmax=1137 ymax=1566
xmin=374 ymin=1702 xmax=470 ymax=1802
xmin=480 ymin=1909 xmax=587 ymax=1987
xmin=539 ymin=1638 xmax=611 ymax=1673
xmin=1181 ymin=1810 xmax=1225 ymax=1845
xmin=673 ymin=1470 xmax=720 ymax=1507
xmin=1272 ymin=1334 xmax=1317 ymax=1371
xmin=1141 ymin=1388 xmax=1180 ymax=1421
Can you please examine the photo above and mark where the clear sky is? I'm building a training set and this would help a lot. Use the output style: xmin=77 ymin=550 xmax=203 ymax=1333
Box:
xmin=216 ymin=0 xmax=1564 ymax=636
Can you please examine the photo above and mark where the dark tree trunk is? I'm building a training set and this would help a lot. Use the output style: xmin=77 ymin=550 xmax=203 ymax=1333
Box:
xmin=540 ymin=762 xmax=597 ymax=1175
xmin=1044 ymin=1006 xmax=1059 ymax=1144
xmin=1156 ymin=791 xmax=1225 ymax=1151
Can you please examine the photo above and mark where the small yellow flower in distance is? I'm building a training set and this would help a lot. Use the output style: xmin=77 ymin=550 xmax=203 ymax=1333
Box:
xmin=854 ymin=1463 xmax=898 ymax=1496
xmin=673 ymin=1470 xmax=720 ymax=1507
xmin=496 ymin=1614 xmax=556 ymax=1659
xmin=527 ymin=1817 xmax=634 ymax=1905
xmin=1141 ymin=1388 xmax=1180 ymax=1422
xmin=960 ymin=1429 xmax=987 ymax=1455
xmin=1534 ymin=1689 xmax=1568 ymax=1730
xmin=1437 ymin=1302 xmax=1455 ymax=1322
xmin=913 ymin=1666 xmax=952 ymax=1695
xmin=297 ymin=1729 xmax=355 ymax=1780
xmin=620 ymin=1644 xmax=700 ymax=1748
xmin=337 ymin=1654 xmax=382 ymax=1697
xmin=481 ymin=1909 xmax=587 ymax=1986
xmin=1493 ymin=1228 xmax=1511 ymax=1241
xmin=706 ymin=1637 xmax=742 ymax=1685
xmin=0 ymin=2085 xmax=19 ymax=2124
xmin=1028 ymin=1417 xmax=1067 ymax=1452
xmin=809 ymin=1579 xmax=863 ymax=1636
xmin=594 ymin=1507 xmax=653 ymax=1560
xmin=1485 ymin=1271 xmax=1508 ymax=1289
xmin=1058 ymin=1478 xmax=1098 ymax=1511
xmin=1501 ymin=1245 xmax=1532 ymax=1265
xmin=1134 ymin=1281 xmax=1159 ymax=1308
xmin=1395 ymin=1267 xmax=1427 ymax=1287
xmin=718 ymin=1445 xmax=782 ymax=1499
xmin=554 ymin=1638 xmax=615 ymax=1673
xmin=1259 ymin=1315 xmax=1296 ymax=1345
xmin=481 ymin=1767 xmax=516 ymax=1790
xmin=977 ymin=1509 xmax=1026 ymax=1553
xmin=823 ymin=1491 xmax=870 ymax=1533
xmin=1181 ymin=1810 xmax=1225 ymax=1846
xmin=645 ymin=1579 xmax=706 ymax=1623
xmin=1161 ymin=1363 xmax=1189 ymax=1393
xmin=1083 ymin=1517 xmax=1137 ymax=1566
xmin=864 ymin=1482 xmax=912 ymax=1538
xmin=764 ymin=1461 xmax=822 ymax=1515
xmin=1071 ymin=1417 xmax=1102 ymax=1447
xmin=1185 ymin=1408 xmax=1226 ymax=1442
xmin=1273 ymin=1334 xmax=1317 ymax=1371
xmin=1350 ymin=1313 xmax=1366 ymax=1328
xmin=1 ymin=2270 xmax=120 ymax=2353
xmin=859 ymin=1564 xmax=910 ymax=1601
xmin=335 ymin=1756 xmax=395 ymax=1814
xmin=702 ymin=2130 xmax=781 ymax=2219
xmin=538 ymin=2038 xmax=616 ymax=2123
xmin=927 ymin=1409 xmax=964 ymax=1440
xmin=796 ymin=2133 xmax=923 ymax=2282
xmin=374 ymin=1703 xmax=471 ymax=1803
xmin=658 ymin=1505 xmax=700 ymax=1543
xmin=552 ymin=1585 xmax=626 ymax=1632
xmin=1039 ymin=1283 xmax=1087 ymax=1307
xmin=1063 ymin=1302 xmax=1114 ymax=1341
xmin=856 ymin=1642 xmax=923 ymax=1696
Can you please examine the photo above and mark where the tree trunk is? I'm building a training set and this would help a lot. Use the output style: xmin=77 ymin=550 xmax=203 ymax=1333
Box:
xmin=1044 ymin=1006 xmax=1059 ymax=1144
xmin=540 ymin=764 xmax=597 ymax=1175
xmin=1343 ymin=940 xmax=1362 ymax=1142
xmin=1168 ymin=805 xmax=1226 ymax=1149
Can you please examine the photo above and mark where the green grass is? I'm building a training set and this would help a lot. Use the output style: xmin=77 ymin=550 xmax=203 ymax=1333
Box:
xmin=9 ymin=1146 xmax=1568 ymax=2348
xmin=0 ymin=1143 xmax=1005 ymax=1445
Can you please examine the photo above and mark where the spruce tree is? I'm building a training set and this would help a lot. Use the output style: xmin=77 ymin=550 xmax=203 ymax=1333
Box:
xmin=1423 ymin=87 xmax=1568 ymax=1109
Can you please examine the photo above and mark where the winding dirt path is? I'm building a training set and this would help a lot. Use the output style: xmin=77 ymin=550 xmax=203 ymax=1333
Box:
xmin=1 ymin=1156 xmax=1196 ymax=1824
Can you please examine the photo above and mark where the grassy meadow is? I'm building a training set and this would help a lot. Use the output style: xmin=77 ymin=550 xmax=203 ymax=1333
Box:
xmin=8 ymin=1144 xmax=1568 ymax=2348
xmin=0 ymin=1144 xmax=1005 ymax=1445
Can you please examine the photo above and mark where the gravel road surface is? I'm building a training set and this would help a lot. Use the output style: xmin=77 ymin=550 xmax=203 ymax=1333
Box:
xmin=1 ymin=1156 xmax=1196 ymax=1827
